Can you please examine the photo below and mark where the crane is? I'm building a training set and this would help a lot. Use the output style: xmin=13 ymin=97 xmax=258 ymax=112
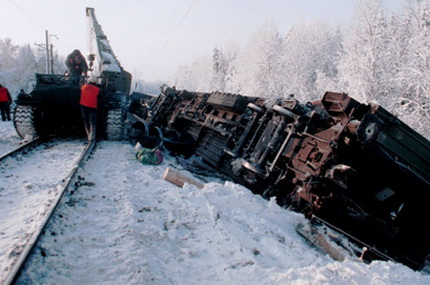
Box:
xmin=86 ymin=7 xmax=131 ymax=95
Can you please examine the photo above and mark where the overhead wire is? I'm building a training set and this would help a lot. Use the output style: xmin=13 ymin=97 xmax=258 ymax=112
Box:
xmin=7 ymin=0 xmax=73 ymax=53
xmin=154 ymin=0 xmax=199 ymax=60
xmin=7 ymin=0 xmax=46 ymax=31
xmin=8 ymin=0 xmax=198 ymax=78
xmin=155 ymin=1 xmax=183 ymax=47
xmin=133 ymin=1 xmax=183 ymax=80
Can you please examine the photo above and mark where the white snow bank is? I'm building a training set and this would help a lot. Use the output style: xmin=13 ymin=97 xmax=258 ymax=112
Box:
xmin=16 ymin=141 xmax=429 ymax=284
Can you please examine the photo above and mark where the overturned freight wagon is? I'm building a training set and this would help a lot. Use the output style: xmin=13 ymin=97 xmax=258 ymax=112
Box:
xmin=131 ymin=85 xmax=430 ymax=273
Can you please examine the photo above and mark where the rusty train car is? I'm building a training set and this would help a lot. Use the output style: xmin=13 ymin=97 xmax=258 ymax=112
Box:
xmin=131 ymin=85 xmax=430 ymax=273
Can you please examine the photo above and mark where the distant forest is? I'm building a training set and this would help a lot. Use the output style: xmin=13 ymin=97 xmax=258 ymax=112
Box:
xmin=1 ymin=0 xmax=430 ymax=138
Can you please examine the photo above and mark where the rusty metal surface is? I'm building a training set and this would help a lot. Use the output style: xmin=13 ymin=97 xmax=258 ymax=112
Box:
xmin=131 ymin=86 xmax=430 ymax=273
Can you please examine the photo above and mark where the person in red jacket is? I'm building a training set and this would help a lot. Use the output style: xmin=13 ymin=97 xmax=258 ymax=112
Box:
xmin=0 ymin=83 xmax=12 ymax=121
xmin=80 ymin=75 xmax=100 ymax=141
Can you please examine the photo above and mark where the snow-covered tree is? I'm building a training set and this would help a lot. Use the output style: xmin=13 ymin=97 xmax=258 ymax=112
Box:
xmin=52 ymin=52 xmax=66 ymax=75
xmin=174 ymin=56 xmax=212 ymax=92
xmin=0 ymin=38 xmax=18 ymax=70
xmin=336 ymin=0 xmax=390 ymax=102
xmin=0 ymin=38 xmax=19 ymax=94
xmin=391 ymin=0 xmax=430 ymax=137
xmin=209 ymin=47 xmax=227 ymax=91
xmin=282 ymin=22 xmax=342 ymax=102
xmin=234 ymin=22 xmax=284 ymax=99
xmin=315 ymin=27 xmax=344 ymax=95
xmin=14 ymin=44 xmax=38 ymax=92
xmin=0 ymin=38 xmax=77 ymax=96
xmin=223 ymin=46 xmax=241 ymax=93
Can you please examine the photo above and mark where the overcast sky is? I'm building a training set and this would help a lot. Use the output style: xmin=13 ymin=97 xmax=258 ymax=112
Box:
xmin=2 ymin=0 xmax=404 ymax=82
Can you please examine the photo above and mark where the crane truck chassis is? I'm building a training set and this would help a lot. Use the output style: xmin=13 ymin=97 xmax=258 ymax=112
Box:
xmin=130 ymin=85 xmax=430 ymax=273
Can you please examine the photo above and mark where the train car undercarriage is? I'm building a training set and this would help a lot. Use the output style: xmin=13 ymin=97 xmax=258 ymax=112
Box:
xmin=129 ymin=85 xmax=430 ymax=273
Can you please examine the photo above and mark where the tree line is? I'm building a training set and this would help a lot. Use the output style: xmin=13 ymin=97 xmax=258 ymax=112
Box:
xmin=174 ymin=0 xmax=430 ymax=139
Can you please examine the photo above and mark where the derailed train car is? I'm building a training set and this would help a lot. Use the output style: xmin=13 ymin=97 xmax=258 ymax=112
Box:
xmin=132 ymin=85 xmax=430 ymax=272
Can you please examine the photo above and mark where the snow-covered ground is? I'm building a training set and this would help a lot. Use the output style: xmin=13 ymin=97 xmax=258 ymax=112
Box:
xmin=0 ymin=138 xmax=85 ymax=282
xmin=0 ymin=121 xmax=429 ymax=284
xmin=0 ymin=120 xmax=21 ymax=156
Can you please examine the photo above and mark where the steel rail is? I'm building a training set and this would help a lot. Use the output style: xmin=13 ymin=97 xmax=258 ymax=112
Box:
xmin=3 ymin=140 xmax=96 ymax=285
xmin=0 ymin=137 xmax=41 ymax=162
xmin=312 ymin=215 xmax=396 ymax=263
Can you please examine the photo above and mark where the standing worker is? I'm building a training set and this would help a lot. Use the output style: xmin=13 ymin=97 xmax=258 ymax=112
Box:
xmin=65 ymin=49 xmax=88 ymax=85
xmin=0 ymin=83 xmax=12 ymax=121
xmin=80 ymin=75 xmax=100 ymax=142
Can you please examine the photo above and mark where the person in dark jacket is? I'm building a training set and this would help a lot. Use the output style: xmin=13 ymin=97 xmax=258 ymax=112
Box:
xmin=65 ymin=49 xmax=88 ymax=85
xmin=0 ymin=83 xmax=12 ymax=121
xmin=80 ymin=75 xmax=100 ymax=141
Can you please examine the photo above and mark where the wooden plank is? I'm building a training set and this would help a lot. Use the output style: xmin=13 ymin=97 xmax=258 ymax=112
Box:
xmin=162 ymin=167 xmax=204 ymax=189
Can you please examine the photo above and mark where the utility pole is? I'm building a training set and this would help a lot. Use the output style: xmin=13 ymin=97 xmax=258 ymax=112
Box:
xmin=36 ymin=32 xmax=58 ymax=74
xmin=45 ymin=30 xmax=50 ymax=74
xmin=50 ymin=43 xmax=54 ymax=74
xmin=49 ymin=34 xmax=58 ymax=74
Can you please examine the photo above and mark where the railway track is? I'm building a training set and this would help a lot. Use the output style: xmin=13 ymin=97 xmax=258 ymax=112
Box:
xmin=0 ymin=139 xmax=95 ymax=284
xmin=0 ymin=138 xmax=41 ymax=162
